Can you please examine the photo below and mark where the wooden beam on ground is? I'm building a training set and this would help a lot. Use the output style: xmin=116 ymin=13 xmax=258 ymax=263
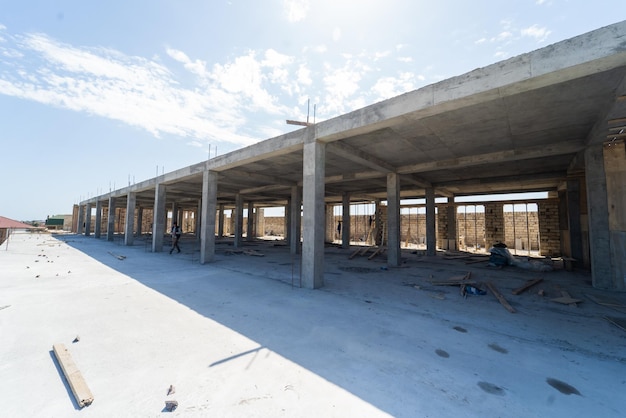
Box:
xmin=368 ymin=246 xmax=385 ymax=260
xmin=512 ymin=278 xmax=544 ymax=295
xmin=551 ymin=294 xmax=582 ymax=306
xmin=52 ymin=343 xmax=94 ymax=408
xmin=486 ymin=282 xmax=516 ymax=313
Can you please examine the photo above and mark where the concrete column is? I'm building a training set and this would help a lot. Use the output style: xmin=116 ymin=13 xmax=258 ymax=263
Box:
xmin=386 ymin=173 xmax=401 ymax=266
xmin=77 ymin=205 xmax=85 ymax=235
xmin=171 ymin=203 xmax=178 ymax=231
xmin=290 ymin=186 xmax=302 ymax=255
xmin=301 ymin=137 xmax=325 ymax=289
xmin=285 ymin=200 xmax=291 ymax=243
xmin=425 ymin=187 xmax=436 ymax=256
xmin=195 ymin=200 xmax=201 ymax=238
xmin=218 ymin=204 xmax=225 ymax=237
xmin=124 ymin=192 xmax=136 ymax=246
xmin=374 ymin=200 xmax=381 ymax=246
xmin=234 ymin=194 xmax=244 ymax=248
xmin=585 ymin=143 xmax=616 ymax=289
xmin=151 ymin=184 xmax=166 ymax=252
xmin=447 ymin=201 xmax=457 ymax=250
xmin=566 ymin=178 xmax=584 ymax=266
xmin=107 ymin=197 xmax=116 ymax=241
xmin=94 ymin=200 xmax=103 ymax=238
xmin=324 ymin=204 xmax=333 ymax=243
xmin=341 ymin=193 xmax=351 ymax=248
xmin=137 ymin=207 xmax=143 ymax=236
xmin=256 ymin=208 xmax=264 ymax=237
xmin=247 ymin=201 xmax=255 ymax=241
xmin=200 ymin=170 xmax=217 ymax=264
xmin=602 ymin=140 xmax=626 ymax=291
xmin=84 ymin=203 xmax=92 ymax=236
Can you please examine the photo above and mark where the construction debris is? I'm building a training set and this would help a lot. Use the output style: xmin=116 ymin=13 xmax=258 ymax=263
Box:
xmin=164 ymin=400 xmax=178 ymax=412
xmin=551 ymin=295 xmax=582 ymax=306
xmin=108 ymin=251 xmax=126 ymax=260
xmin=73 ymin=335 xmax=80 ymax=343
xmin=167 ymin=385 xmax=175 ymax=395
xmin=429 ymin=272 xmax=476 ymax=286
xmin=604 ymin=316 xmax=626 ymax=332
xmin=485 ymin=282 xmax=516 ymax=313
xmin=52 ymin=343 xmax=94 ymax=408
xmin=512 ymin=278 xmax=544 ymax=295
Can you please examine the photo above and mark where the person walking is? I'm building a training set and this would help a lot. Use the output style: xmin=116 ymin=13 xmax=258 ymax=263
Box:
xmin=170 ymin=221 xmax=181 ymax=254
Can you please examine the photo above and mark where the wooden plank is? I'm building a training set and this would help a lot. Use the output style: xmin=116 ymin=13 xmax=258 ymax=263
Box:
xmin=604 ymin=316 xmax=626 ymax=332
xmin=368 ymin=247 xmax=385 ymax=260
xmin=560 ymin=291 xmax=578 ymax=307
xmin=550 ymin=296 xmax=583 ymax=305
xmin=52 ymin=343 xmax=94 ymax=408
xmin=348 ymin=248 xmax=362 ymax=259
xmin=512 ymin=278 xmax=544 ymax=295
xmin=486 ymin=282 xmax=516 ymax=313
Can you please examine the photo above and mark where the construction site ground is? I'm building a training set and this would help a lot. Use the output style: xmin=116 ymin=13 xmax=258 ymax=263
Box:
xmin=1 ymin=231 xmax=625 ymax=417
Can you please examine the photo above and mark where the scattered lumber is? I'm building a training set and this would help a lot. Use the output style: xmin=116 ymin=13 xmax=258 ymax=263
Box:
xmin=429 ymin=272 xmax=476 ymax=286
xmin=243 ymin=249 xmax=264 ymax=257
xmin=465 ymin=257 xmax=489 ymax=264
xmin=107 ymin=251 xmax=126 ymax=260
xmin=551 ymin=294 xmax=582 ymax=306
xmin=52 ymin=343 xmax=94 ymax=408
xmin=512 ymin=278 xmax=544 ymax=295
xmin=368 ymin=247 xmax=386 ymax=260
xmin=560 ymin=291 xmax=579 ymax=307
xmin=604 ymin=316 xmax=626 ymax=332
xmin=586 ymin=294 xmax=626 ymax=310
xmin=485 ymin=282 xmax=516 ymax=313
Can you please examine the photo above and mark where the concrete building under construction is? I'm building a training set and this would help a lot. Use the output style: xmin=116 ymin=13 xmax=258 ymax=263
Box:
xmin=75 ymin=21 xmax=626 ymax=293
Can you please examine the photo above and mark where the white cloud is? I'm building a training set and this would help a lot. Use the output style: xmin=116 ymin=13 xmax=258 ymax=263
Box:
xmin=284 ymin=0 xmax=310 ymax=22
xmin=371 ymin=72 xmax=416 ymax=101
xmin=521 ymin=24 xmax=551 ymax=42
xmin=332 ymin=27 xmax=342 ymax=42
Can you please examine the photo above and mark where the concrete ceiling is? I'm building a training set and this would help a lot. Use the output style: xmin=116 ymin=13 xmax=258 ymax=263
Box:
xmin=90 ymin=21 xmax=626 ymax=212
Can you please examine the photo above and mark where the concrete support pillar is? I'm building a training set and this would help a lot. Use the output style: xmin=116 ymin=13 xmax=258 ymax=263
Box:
xmin=94 ymin=200 xmax=103 ymax=238
xmin=234 ymin=194 xmax=244 ymax=248
xmin=195 ymin=200 xmax=202 ymax=238
xmin=585 ymin=143 xmax=617 ymax=289
xmin=151 ymin=184 xmax=166 ymax=252
xmin=171 ymin=203 xmax=179 ymax=231
xmin=386 ymin=173 xmax=401 ymax=266
xmin=107 ymin=197 xmax=116 ymax=241
xmin=84 ymin=203 xmax=92 ymax=236
xmin=137 ymin=207 xmax=143 ymax=236
xmin=124 ymin=192 xmax=136 ymax=246
xmin=342 ymin=192 xmax=351 ymax=249
xmin=247 ymin=201 xmax=255 ymax=241
xmin=256 ymin=208 xmax=264 ymax=238
xmin=566 ymin=178 xmax=584 ymax=266
xmin=301 ymin=137 xmax=325 ymax=289
xmin=290 ymin=186 xmax=302 ymax=255
xmin=601 ymin=140 xmax=626 ymax=291
xmin=77 ymin=205 xmax=85 ymax=235
xmin=285 ymin=201 xmax=291 ymax=243
xmin=200 ymin=170 xmax=217 ymax=264
xmin=447 ymin=201 xmax=457 ymax=250
xmin=425 ymin=187 xmax=436 ymax=256
xmin=374 ymin=199 xmax=381 ymax=246
xmin=218 ymin=204 xmax=225 ymax=237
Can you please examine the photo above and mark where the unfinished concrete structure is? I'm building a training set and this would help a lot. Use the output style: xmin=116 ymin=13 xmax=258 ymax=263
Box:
xmin=77 ymin=21 xmax=626 ymax=292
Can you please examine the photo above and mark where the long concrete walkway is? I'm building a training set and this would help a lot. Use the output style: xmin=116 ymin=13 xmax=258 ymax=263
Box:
xmin=2 ymin=231 xmax=625 ymax=417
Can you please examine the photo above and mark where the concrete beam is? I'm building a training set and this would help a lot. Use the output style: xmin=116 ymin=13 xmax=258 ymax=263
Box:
xmin=397 ymin=140 xmax=585 ymax=174
xmin=326 ymin=141 xmax=395 ymax=173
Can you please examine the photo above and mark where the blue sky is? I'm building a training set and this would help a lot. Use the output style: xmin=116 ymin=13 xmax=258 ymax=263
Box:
xmin=0 ymin=1 xmax=621 ymax=221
